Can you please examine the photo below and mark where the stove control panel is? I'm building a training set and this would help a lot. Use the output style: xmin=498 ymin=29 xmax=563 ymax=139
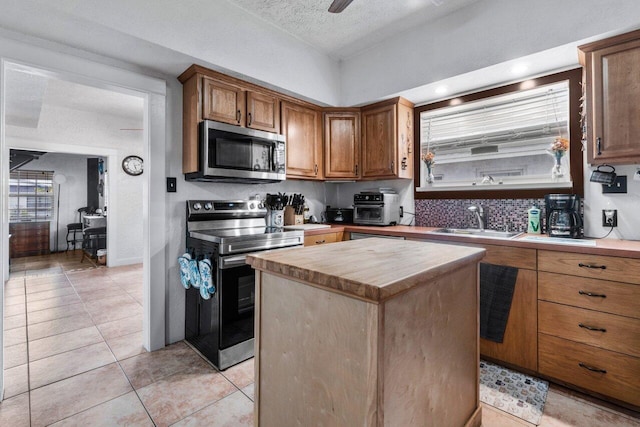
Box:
xmin=187 ymin=200 xmax=267 ymax=220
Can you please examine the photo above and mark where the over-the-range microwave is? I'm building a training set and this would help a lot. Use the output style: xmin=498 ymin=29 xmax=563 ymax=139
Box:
xmin=185 ymin=120 xmax=286 ymax=183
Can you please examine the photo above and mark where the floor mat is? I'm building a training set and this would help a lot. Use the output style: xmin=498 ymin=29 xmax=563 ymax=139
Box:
xmin=480 ymin=359 xmax=549 ymax=425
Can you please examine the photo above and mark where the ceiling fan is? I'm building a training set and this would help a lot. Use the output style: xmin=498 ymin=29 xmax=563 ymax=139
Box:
xmin=328 ymin=0 xmax=445 ymax=13
xmin=328 ymin=0 xmax=353 ymax=13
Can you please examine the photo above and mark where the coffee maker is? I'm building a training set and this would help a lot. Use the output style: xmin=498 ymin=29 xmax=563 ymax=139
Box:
xmin=545 ymin=194 xmax=582 ymax=238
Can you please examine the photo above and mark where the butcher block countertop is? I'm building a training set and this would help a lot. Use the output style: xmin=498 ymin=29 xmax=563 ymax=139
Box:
xmin=304 ymin=225 xmax=640 ymax=259
xmin=246 ymin=237 xmax=485 ymax=303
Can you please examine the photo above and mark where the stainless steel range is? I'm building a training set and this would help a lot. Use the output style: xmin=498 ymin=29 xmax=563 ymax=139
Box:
xmin=185 ymin=200 xmax=304 ymax=370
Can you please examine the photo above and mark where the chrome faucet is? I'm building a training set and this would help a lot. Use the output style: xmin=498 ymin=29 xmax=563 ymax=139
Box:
xmin=468 ymin=205 xmax=486 ymax=230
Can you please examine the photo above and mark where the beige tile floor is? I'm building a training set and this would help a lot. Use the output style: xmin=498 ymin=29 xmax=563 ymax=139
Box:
xmin=2 ymin=251 xmax=639 ymax=426
xmin=2 ymin=251 xmax=253 ymax=426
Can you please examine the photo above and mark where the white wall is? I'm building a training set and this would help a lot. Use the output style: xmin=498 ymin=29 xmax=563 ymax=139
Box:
xmin=0 ymin=0 xmax=341 ymax=106
xmin=325 ymin=179 xmax=415 ymax=226
xmin=340 ymin=0 xmax=640 ymax=106
xmin=583 ymin=163 xmax=640 ymax=241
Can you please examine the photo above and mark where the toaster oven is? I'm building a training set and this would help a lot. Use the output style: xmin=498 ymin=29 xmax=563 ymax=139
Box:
xmin=353 ymin=192 xmax=400 ymax=226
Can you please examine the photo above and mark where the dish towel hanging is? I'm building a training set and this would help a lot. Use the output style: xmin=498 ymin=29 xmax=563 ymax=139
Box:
xmin=480 ymin=263 xmax=519 ymax=343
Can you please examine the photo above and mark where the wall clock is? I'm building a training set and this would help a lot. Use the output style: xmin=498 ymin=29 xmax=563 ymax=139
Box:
xmin=122 ymin=155 xmax=143 ymax=176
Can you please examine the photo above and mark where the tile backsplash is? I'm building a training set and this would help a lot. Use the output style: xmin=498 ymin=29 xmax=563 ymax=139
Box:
xmin=415 ymin=198 xmax=547 ymax=232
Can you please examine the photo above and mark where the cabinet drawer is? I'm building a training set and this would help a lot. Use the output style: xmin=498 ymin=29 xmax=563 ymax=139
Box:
xmin=538 ymin=250 xmax=640 ymax=285
xmin=539 ymin=334 xmax=640 ymax=407
xmin=538 ymin=301 xmax=640 ymax=357
xmin=539 ymin=272 xmax=640 ymax=319
xmin=304 ymin=233 xmax=339 ymax=246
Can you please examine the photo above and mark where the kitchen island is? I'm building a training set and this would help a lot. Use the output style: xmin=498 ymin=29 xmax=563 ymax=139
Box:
xmin=247 ymin=238 xmax=486 ymax=426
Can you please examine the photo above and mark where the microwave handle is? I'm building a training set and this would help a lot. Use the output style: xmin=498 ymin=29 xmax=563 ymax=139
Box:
xmin=271 ymin=144 xmax=276 ymax=170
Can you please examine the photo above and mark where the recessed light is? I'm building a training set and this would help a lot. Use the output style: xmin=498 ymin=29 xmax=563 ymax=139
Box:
xmin=511 ymin=63 xmax=529 ymax=75
xmin=435 ymin=85 xmax=448 ymax=95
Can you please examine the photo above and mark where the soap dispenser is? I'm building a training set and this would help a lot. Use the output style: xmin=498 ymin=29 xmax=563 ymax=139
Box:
xmin=527 ymin=206 xmax=541 ymax=234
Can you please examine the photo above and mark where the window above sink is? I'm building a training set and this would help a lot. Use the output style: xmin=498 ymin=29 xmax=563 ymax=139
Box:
xmin=414 ymin=69 xmax=584 ymax=200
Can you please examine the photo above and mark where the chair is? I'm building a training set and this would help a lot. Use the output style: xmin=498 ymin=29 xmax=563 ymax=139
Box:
xmin=81 ymin=226 xmax=107 ymax=263
xmin=66 ymin=207 xmax=87 ymax=251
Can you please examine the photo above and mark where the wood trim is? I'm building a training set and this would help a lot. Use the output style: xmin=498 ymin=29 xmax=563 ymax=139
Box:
xmin=414 ymin=68 xmax=584 ymax=199
xmin=578 ymin=28 xmax=640 ymax=55
xmin=181 ymin=73 xmax=201 ymax=173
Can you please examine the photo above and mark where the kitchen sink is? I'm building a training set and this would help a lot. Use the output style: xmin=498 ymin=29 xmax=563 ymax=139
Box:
xmin=429 ymin=228 xmax=523 ymax=239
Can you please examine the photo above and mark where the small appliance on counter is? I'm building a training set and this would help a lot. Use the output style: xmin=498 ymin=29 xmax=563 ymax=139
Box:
xmin=353 ymin=191 xmax=401 ymax=226
xmin=325 ymin=207 xmax=354 ymax=224
xmin=545 ymin=194 xmax=582 ymax=238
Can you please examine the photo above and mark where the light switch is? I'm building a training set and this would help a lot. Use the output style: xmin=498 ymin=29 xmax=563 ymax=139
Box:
xmin=167 ymin=177 xmax=177 ymax=193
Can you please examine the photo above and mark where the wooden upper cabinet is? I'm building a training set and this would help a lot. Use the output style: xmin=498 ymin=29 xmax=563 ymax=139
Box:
xmin=282 ymin=101 xmax=323 ymax=179
xmin=361 ymin=97 xmax=414 ymax=179
xmin=361 ymin=103 xmax=396 ymax=179
xmin=178 ymin=65 xmax=284 ymax=173
xmin=579 ymin=29 xmax=640 ymax=164
xmin=323 ymin=110 xmax=360 ymax=179
xmin=202 ymin=77 xmax=245 ymax=126
xmin=246 ymin=91 xmax=280 ymax=133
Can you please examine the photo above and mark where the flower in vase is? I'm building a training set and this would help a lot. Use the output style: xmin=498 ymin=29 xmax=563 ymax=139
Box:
xmin=421 ymin=151 xmax=435 ymax=167
xmin=421 ymin=151 xmax=435 ymax=184
xmin=549 ymin=137 xmax=569 ymax=156
xmin=549 ymin=137 xmax=569 ymax=179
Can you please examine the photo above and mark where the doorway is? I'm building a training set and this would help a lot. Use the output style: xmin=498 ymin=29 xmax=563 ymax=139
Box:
xmin=1 ymin=55 xmax=166 ymax=399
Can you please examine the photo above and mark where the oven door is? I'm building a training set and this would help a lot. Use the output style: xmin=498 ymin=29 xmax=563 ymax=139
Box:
xmin=217 ymin=254 xmax=255 ymax=350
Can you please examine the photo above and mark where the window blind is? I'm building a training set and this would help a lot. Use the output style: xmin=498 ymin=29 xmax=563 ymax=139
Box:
xmin=421 ymin=82 xmax=569 ymax=152
xmin=9 ymin=170 xmax=54 ymax=222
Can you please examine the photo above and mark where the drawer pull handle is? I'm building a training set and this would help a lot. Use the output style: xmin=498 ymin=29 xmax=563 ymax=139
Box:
xmin=579 ymin=362 xmax=607 ymax=374
xmin=578 ymin=263 xmax=606 ymax=270
xmin=578 ymin=323 xmax=607 ymax=333
xmin=316 ymin=240 xmax=326 ymax=244
xmin=578 ymin=290 xmax=607 ymax=298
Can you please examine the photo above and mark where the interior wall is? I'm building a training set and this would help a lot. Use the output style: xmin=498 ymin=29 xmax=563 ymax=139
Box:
xmin=583 ymin=163 xmax=640 ymax=241
xmin=325 ymin=179 xmax=415 ymax=226
xmin=20 ymin=153 xmax=90 ymax=252
xmin=340 ymin=0 xmax=640 ymax=106
xmin=0 ymin=0 xmax=341 ymax=106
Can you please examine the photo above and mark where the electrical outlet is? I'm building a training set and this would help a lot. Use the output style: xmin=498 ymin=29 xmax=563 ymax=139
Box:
xmin=602 ymin=209 xmax=617 ymax=227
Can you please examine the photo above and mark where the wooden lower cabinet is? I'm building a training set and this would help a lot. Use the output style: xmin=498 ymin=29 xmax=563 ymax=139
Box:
xmin=539 ymin=334 xmax=640 ymax=407
xmin=539 ymin=301 xmax=640 ymax=357
xmin=537 ymin=250 xmax=640 ymax=409
xmin=303 ymin=231 xmax=343 ymax=246
xmin=9 ymin=222 xmax=50 ymax=258
xmin=478 ymin=245 xmax=538 ymax=372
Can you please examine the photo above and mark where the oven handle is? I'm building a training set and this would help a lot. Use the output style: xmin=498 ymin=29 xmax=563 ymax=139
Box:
xmin=218 ymin=254 xmax=248 ymax=269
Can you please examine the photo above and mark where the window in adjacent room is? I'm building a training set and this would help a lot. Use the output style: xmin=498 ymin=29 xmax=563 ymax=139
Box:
xmin=9 ymin=170 xmax=54 ymax=222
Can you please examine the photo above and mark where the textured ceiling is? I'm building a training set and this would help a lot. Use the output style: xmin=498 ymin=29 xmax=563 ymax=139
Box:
xmin=226 ymin=0 xmax=479 ymax=59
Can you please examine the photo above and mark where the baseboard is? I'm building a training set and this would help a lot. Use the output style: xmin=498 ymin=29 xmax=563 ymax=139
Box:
xmin=108 ymin=256 xmax=143 ymax=267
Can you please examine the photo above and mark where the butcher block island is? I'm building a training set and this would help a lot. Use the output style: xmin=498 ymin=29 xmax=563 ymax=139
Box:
xmin=246 ymin=238 xmax=486 ymax=427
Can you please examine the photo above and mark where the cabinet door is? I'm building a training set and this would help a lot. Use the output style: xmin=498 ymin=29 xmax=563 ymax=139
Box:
xmin=324 ymin=111 xmax=360 ymax=179
xmin=480 ymin=268 xmax=538 ymax=372
xmin=583 ymin=34 xmax=640 ymax=164
xmin=282 ymin=101 xmax=322 ymax=179
xmin=247 ymin=91 xmax=280 ymax=133
xmin=361 ymin=104 xmax=396 ymax=179
xmin=202 ymin=77 xmax=245 ymax=126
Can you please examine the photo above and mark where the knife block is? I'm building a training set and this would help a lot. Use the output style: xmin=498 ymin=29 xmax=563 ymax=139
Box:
xmin=284 ymin=206 xmax=303 ymax=226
